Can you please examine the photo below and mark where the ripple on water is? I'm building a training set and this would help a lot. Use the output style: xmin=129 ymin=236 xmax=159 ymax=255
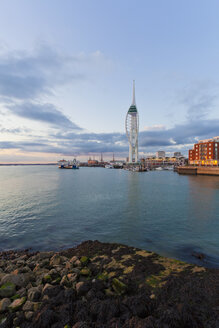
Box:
xmin=0 ymin=166 xmax=218 ymax=267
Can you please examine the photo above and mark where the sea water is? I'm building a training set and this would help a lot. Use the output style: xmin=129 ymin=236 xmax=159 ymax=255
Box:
xmin=0 ymin=166 xmax=218 ymax=267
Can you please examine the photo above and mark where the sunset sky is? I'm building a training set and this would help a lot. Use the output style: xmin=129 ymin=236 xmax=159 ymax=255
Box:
xmin=0 ymin=0 xmax=219 ymax=162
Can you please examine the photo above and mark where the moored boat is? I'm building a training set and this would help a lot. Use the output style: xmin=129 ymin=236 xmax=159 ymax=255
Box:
xmin=58 ymin=158 xmax=79 ymax=169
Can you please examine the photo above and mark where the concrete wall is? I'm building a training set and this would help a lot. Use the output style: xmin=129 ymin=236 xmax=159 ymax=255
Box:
xmin=178 ymin=166 xmax=219 ymax=176
xmin=177 ymin=167 xmax=197 ymax=175
xmin=197 ymin=167 xmax=219 ymax=176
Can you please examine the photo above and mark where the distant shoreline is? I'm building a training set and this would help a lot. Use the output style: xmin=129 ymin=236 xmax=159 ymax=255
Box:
xmin=0 ymin=163 xmax=57 ymax=166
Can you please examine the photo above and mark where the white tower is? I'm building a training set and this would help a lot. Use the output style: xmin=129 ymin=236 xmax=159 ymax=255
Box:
xmin=125 ymin=81 xmax=139 ymax=163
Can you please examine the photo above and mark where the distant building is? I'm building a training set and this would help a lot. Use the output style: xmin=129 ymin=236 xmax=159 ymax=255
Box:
xmin=140 ymin=156 xmax=186 ymax=168
xmin=88 ymin=159 xmax=99 ymax=165
xmin=189 ymin=136 xmax=219 ymax=166
xmin=156 ymin=151 xmax=165 ymax=158
xmin=174 ymin=152 xmax=182 ymax=158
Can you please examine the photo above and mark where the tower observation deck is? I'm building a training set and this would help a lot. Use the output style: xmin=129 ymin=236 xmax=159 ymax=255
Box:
xmin=125 ymin=81 xmax=139 ymax=163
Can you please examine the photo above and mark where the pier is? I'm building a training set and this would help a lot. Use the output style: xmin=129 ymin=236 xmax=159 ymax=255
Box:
xmin=177 ymin=166 xmax=219 ymax=176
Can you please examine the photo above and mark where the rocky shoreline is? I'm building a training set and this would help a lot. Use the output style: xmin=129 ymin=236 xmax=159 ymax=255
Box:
xmin=0 ymin=240 xmax=218 ymax=328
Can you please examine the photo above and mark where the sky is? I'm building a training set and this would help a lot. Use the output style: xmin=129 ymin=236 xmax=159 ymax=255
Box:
xmin=0 ymin=0 xmax=219 ymax=162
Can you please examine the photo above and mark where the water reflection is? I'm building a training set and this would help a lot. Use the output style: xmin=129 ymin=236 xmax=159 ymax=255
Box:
xmin=187 ymin=175 xmax=219 ymax=221
xmin=116 ymin=172 xmax=142 ymax=245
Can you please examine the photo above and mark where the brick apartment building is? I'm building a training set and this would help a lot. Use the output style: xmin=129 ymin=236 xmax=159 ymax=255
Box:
xmin=189 ymin=136 xmax=219 ymax=166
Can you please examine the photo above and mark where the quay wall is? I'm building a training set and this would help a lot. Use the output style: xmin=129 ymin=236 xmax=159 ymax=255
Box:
xmin=177 ymin=167 xmax=197 ymax=175
xmin=178 ymin=166 xmax=219 ymax=176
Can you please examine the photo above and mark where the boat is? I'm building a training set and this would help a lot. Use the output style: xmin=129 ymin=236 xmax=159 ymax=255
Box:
xmin=155 ymin=167 xmax=163 ymax=171
xmin=124 ymin=165 xmax=147 ymax=172
xmin=58 ymin=158 xmax=79 ymax=169
xmin=105 ymin=164 xmax=113 ymax=169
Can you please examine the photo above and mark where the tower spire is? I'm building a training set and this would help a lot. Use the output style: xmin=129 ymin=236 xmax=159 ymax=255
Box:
xmin=132 ymin=80 xmax=136 ymax=105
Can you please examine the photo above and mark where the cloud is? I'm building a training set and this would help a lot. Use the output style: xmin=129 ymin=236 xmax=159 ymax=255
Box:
xmin=1 ymin=116 xmax=218 ymax=157
xmin=0 ymin=44 xmax=107 ymax=132
xmin=0 ymin=44 xmax=85 ymax=101
xmin=7 ymin=102 xmax=81 ymax=130
xmin=139 ymin=118 xmax=219 ymax=152
xmin=143 ymin=124 xmax=166 ymax=131
xmin=180 ymin=82 xmax=218 ymax=121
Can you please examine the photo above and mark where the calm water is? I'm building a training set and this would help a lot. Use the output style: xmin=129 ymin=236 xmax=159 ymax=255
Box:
xmin=0 ymin=166 xmax=219 ymax=268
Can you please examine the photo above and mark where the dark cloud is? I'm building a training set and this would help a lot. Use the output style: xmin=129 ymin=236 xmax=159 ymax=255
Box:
xmin=1 ymin=116 xmax=218 ymax=156
xmin=140 ymin=119 xmax=219 ymax=150
xmin=0 ymin=45 xmax=84 ymax=100
xmin=7 ymin=102 xmax=81 ymax=130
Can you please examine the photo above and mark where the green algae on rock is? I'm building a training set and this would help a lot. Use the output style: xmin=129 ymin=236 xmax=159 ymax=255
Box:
xmin=0 ymin=282 xmax=16 ymax=298
xmin=9 ymin=297 xmax=26 ymax=312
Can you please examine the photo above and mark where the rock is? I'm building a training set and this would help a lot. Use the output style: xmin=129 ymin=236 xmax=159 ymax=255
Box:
xmin=67 ymin=273 xmax=78 ymax=283
xmin=72 ymin=321 xmax=90 ymax=328
xmin=28 ymin=287 xmax=41 ymax=301
xmin=42 ymin=284 xmax=62 ymax=298
xmin=0 ymin=282 xmax=16 ymax=297
xmin=80 ymin=256 xmax=89 ymax=266
xmin=11 ymin=293 xmax=20 ymax=300
xmin=60 ymin=275 xmax=71 ymax=287
xmin=104 ymin=288 xmax=115 ymax=297
xmin=52 ymin=277 xmax=61 ymax=285
xmin=13 ymin=316 xmax=20 ymax=326
xmin=8 ymin=297 xmax=26 ymax=312
xmin=125 ymin=295 xmax=151 ymax=318
xmin=33 ymin=302 xmax=41 ymax=312
xmin=50 ymin=254 xmax=62 ymax=266
xmin=26 ymin=282 xmax=33 ymax=290
xmin=76 ymin=281 xmax=91 ymax=296
xmin=5 ymin=264 xmax=15 ymax=273
xmin=65 ymin=261 xmax=73 ymax=270
xmin=22 ymin=300 xmax=34 ymax=311
xmin=37 ymin=251 xmax=54 ymax=260
xmin=71 ymin=268 xmax=80 ymax=275
xmin=112 ymin=278 xmax=127 ymax=295
xmin=0 ymin=260 xmax=5 ymax=268
xmin=1 ymin=273 xmax=27 ymax=288
xmin=33 ymin=306 xmax=59 ymax=327
xmin=92 ymin=279 xmax=105 ymax=291
xmin=47 ymin=269 xmax=59 ymax=280
xmin=0 ymin=273 xmax=4 ymax=282
xmin=25 ymin=311 xmax=34 ymax=321
xmin=42 ymin=274 xmax=52 ymax=283
xmin=33 ymin=263 xmax=41 ymax=272
xmin=13 ymin=310 xmax=25 ymax=326
xmin=60 ymin=268 xmax=68 ymax=276
xmin=192 ymin=252 xmax=205 ymax=260
xmin=74 ymin=260 xmax=82 ymax=267
xmin=16 ymin=287 xmax=26 ymax=298
xmin=0 ymin=298 xmax=11 ymax=313
xmin=0 ymin=316 xmax=7 ymax=326
xmin=41 ymin=259 xmax=50 ymax=268
xmin=70 ymin=256 xmax=79 ymax=264
xmin=80 ymin=268 xmax=90 ymax=276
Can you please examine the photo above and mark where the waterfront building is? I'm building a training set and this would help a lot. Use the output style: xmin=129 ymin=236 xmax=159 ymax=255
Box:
xmin=156 ymin=151 xmax=165 ymax=158
xmin=125 ymin=81 xmax=139 ymax=163
xmin=174 ymin=152 xmax=182 ymax=158
xmin=189 ymin=136 xmax=219 ymax=166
